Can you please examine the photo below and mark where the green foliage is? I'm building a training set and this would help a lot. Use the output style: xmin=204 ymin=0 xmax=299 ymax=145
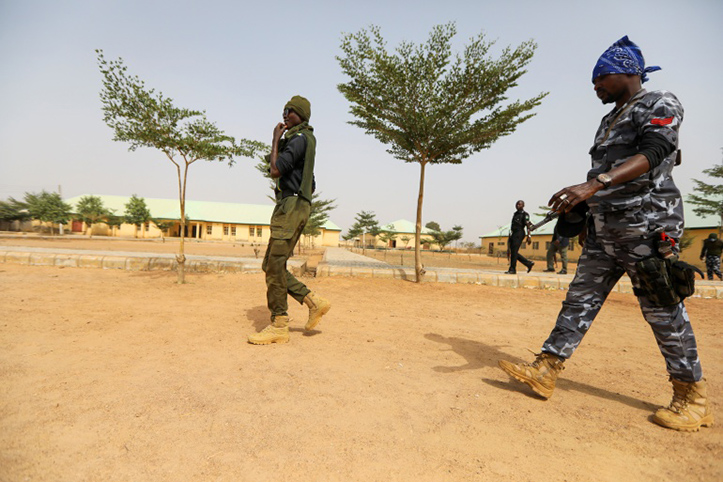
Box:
xmin=97 ymin=49 xmax=265 ymax=282
xmin=679 ymin=231 xmax=695 ymax=252
xmin=425 ymin=221 xmax=441 ymax=232
xmin=346 ymin=210 xmax=381 ymax=240
xmin=97 ymin=50 xmax=265 ymax=165
xmin=24 ymin=191 xmax=72 ymax=226
xmin=105 ymin=212 xmax=124 ymax=228
xmin=123 ymin=194 xmax=151 ymax=227
xmin=337 ymin=22 xmax=546 ymax=280
xmin=75 ymin=195 xmax=110 ymax=229
xmin=254 ymin=155 xmax=276 ymax=200
xmin=425 ymin=221 xmax=464 ymax=250
xmin=0 ymin=197 xmax=30 ymax=223
xmin=688 ymin=152 xmax=723 ymax=232
xmin=378 ymin=229 xmax=397 ymax=246
xmin=151 ymin=218 xmax=174 ymax=231
xmin=304 ymin=193 xmax=337 ymax=237
xmin=337 ymin=22 xmax=547 ymax=165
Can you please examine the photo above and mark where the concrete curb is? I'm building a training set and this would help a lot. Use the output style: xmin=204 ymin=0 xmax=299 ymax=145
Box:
xmin=2 ymin=245 xmax=721 ymax=299
xmin=0 ymin=248 xmax=306 ymax=276
xmin=316 ymin=261 xmax=723 ymax=299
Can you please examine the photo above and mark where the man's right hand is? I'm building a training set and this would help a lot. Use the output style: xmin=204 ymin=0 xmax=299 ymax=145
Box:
xmin=272 ymin=122 xmax=286 ymax=142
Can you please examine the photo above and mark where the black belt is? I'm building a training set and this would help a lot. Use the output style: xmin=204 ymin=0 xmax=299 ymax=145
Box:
xmin=279 ymin=190 xmax=311 ymax=203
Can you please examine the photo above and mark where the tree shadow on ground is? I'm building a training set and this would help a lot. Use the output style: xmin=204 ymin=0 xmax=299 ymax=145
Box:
xmin=425 ymin=332 xmax=658 ymax=412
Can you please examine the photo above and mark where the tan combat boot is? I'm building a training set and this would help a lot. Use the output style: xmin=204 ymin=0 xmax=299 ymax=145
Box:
xmin=498 ymin=352 xmax=565 ymax=399
xmin=652 ymin=377 xmax=714 ymax=432
xmin=248 ymin=315 xmax=290 ymax=345
xmin=303 ymin=292 xmax=331 ymax=331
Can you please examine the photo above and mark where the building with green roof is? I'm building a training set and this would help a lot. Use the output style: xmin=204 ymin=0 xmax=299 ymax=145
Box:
xmin=480 ymin=203 xmax=721 ymax=269
xmin=64 ymin=195 xmax=341 ymax=247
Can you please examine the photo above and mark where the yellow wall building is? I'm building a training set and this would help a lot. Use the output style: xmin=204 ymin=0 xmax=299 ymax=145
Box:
xmin=480 ymin=204 xmax=721 ymax=271
xmin=64 ymin=195 xmax=341 ymax=247
xmin=344 ymin=219 xmax=438 ymax=250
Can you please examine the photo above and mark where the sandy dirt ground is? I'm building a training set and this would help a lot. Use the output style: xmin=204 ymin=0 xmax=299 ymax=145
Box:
xmin=0 ymin=239 xmax=722 ymax=481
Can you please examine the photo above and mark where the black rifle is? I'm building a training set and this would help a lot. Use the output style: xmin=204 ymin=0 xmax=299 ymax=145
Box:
xmin=529 ymin=211 xmax=558 ymax=233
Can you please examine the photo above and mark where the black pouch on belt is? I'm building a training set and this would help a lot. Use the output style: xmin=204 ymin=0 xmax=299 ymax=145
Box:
xmin=634 ymin=257 xmax=681 ymax=306
xmin=669 ymin=260 xmax=704 ymax=300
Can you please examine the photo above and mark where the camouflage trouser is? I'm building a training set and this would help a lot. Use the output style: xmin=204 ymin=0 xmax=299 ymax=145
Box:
xmin=704 ymin=255 xmax=722 ymax=280
xmin=262 ymin=196 xmax=311 ymax=319
xmin=542 ymin=231 xmax=703 ymax=382
xmin=546 ymin=244 xmax=568 ymax=271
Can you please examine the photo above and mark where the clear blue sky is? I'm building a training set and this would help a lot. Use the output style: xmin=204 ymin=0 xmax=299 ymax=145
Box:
xmin=1 ymin=0 xmax=721 ymax=242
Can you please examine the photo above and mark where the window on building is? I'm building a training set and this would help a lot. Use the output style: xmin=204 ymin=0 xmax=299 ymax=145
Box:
xmin=144 ymin=222 xmax=150 ymax=230
xmin=206 ymin=225 xmax=212 ymax=235
xmin=249 ymin=227 xmax=254 ymax=237
xmin=532 ymin=241 xmax=539 ymax=250
xmin=231 ymin=226 xmax=236 ymax=236
xmin=223 ymin=226 xmax=229 ymax=236
xmin=256 ymin=227 xmax=262 ymax=237
xmin=545 ymin=241 xmax=551 ymax=250
xmin=569 ymin=242 xmax=575 ymax=252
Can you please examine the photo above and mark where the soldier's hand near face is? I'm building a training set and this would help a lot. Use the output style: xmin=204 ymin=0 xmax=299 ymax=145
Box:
xmin=273 ymin=122 xmax=286 ymax=142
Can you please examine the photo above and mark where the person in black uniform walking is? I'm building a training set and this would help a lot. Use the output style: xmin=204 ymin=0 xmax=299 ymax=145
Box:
xmin=505 ymin=200 xmax=534 ymax=274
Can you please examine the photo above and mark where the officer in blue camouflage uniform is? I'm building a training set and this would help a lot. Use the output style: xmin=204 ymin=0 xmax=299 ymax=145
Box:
xmin=700 ymin=233 xmax=723 ymax=281
xmin=248 ymin=96 xmax=331 ymax=345
xmin=499 ymin=36 xmax=713 ymax=431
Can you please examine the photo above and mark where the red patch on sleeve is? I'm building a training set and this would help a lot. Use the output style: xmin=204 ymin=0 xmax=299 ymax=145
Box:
xmin=651 ymin=117 xmax=674 ymax=126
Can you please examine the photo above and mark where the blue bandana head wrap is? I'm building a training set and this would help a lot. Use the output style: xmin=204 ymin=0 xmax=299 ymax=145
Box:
xmin=592 ymin=36 xmax=661 ymax=84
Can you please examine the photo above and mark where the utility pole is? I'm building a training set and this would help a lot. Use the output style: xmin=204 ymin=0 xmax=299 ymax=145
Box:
xmin=57 ymin=184 xmax=64 ymax=235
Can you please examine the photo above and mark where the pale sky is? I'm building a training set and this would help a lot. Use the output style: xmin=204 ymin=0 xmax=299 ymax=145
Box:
xmin=1 ymin=0 xmax=721 ymax=242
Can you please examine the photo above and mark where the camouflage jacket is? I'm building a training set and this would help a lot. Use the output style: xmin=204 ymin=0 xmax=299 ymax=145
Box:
xmin=587 ymin=89 xmax=685 ymax=241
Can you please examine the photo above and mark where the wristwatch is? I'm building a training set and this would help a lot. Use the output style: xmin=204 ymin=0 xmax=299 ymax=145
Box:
xmin=596 ymin=173 xmax=612 ymax=188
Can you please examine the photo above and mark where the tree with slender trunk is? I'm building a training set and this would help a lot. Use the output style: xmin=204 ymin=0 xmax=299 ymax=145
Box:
xmin=337 ymin=23 xmax=547 ymax=281
xmin=24 ymin=191 xmax=72 ymax=235
xmin=75 ymin=195 xmax=110 ymax=238
xmin=0 ymin=198 xmax=30 ymax=230
xmin=123 ymin=195 xmax=151 ymax=238
xmin=346 ymin=210 xmax=381 ymax=254
xmin=97 ymin=50 xmax=264 ymax=283
xmin=303 ymin=194 xmax=337 ymax=248
xmin=425 ymin=221 xmax=463 ymax=251
xmin=688 ymin=150 xmax=723 ymax=234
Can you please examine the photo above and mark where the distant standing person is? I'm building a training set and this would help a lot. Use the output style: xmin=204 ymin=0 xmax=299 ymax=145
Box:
xmin=248 ymin=96 xmax=331 ymax=345
xmin=505 ymin=200 xmax=534 ymax=274
xmin=543 ymin=224 xmax=569 ymax=274
xmin=700 ymin=233 xmax=723 ymax=281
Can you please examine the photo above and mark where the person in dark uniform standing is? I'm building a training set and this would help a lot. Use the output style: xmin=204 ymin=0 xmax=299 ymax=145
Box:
xmin=700 ymin=233 xmax=723 ymax=281
xmin=248 ymin=96 xmax=331 ymax=345
xmin=543 ymin=225 xmax=569 ymax=274
xmin=505 ymin=200 xmax=535 ymax=274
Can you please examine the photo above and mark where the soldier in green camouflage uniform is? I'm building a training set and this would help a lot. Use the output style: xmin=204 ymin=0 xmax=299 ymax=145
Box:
xmin=499 ymin=36 xmax=713 ymax=431
xmin=248 ymin=96 xmax=331 ymax=345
